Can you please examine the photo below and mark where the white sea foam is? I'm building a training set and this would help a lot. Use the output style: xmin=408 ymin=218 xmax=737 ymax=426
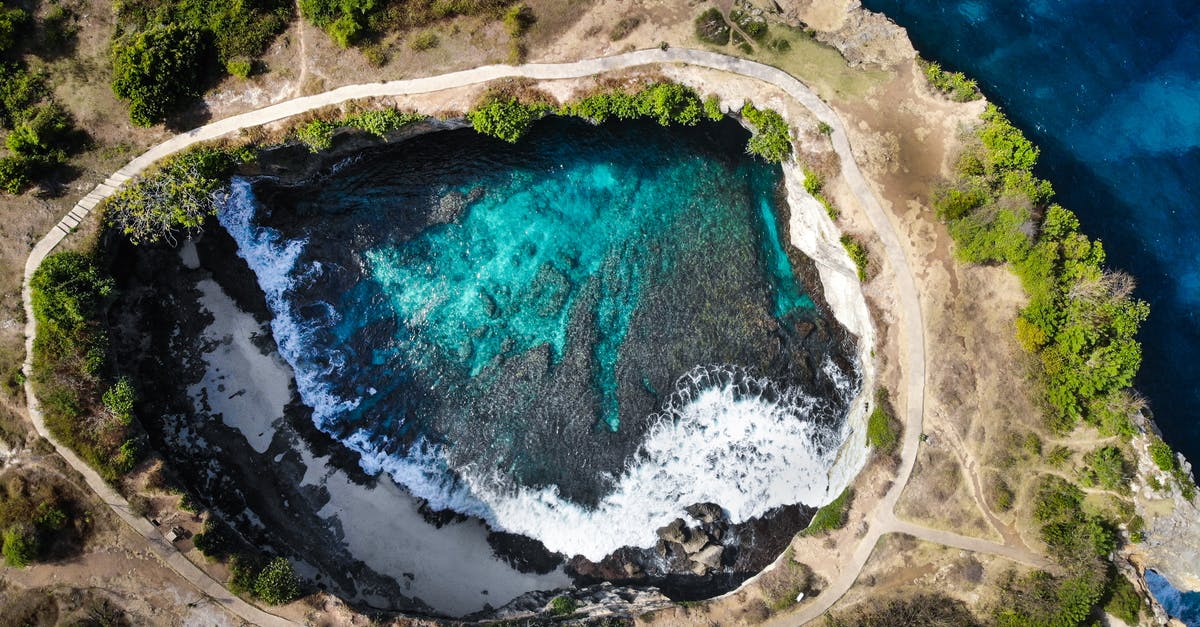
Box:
xmin=217 ymin=178 xmax=863 ymax=561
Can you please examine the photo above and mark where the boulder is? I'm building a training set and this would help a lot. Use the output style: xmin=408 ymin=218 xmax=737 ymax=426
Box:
xmin=692 ymin=544 xmax=724 ymax=570
xmin=685 ymin=502 xmax=727 ymax=525
xmin=682 ymin=528 xmax=711 ymax=555
xmin=656 ymin=518 xmax=687 ymax=544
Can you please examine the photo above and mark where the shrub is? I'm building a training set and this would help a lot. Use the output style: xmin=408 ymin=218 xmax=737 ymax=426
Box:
xmin=994 ymin=570 xmax=1104 ymax=627
xmin=228 ymin=553 xmax=260 ymax=595
xmin=1079 ymin=446 xmax=1129 ymax=492
xmin=741 ymin=102 xmax=791 ymax=162
xmin=193 ymin=518 xmax=237 ymax=561
xmin=0 ymin=7 xmax=30 ymax=54
xmin=989 ymin=477 xmax=1015 ymax=512
xmin=503 ymin=4 xmax=535 ymax=38
xmin=104 ymin=146 xmax=249 ymax=244
xmin=1102 ymin=573 xmax=1143 ymax=625
xmin=295 ymin=119 xmax=337 ymax=152
xmin=1149 ymin=439 xmax=1177 ymax=472
xmin=803 ymin=487 xmax=852 ymax=536
xmin=467 ymin=96 xmax=547 ymax=143
xmin=729 ymin=9 xmax=767 ymax=41
xmin=841 ymin=235 xmax=869 ymax=281
xmin=410 ymin=30 xmax=439 ymax=51
xmin=703 ymin=95 xmax=723 ymax=122
xmin=2 ymin=523 xmax=37 ymax=567
xmin=548 ymin=595 xmax=578 ymax=616
xmin=1032 ymin=475 xmax=1083 ymax=523
xmin=254 ymin=557 xmax=300 ymax=605
xmin=760 ymin=550 xmax=812 ymax=611
xmin=0 ymin=155 xmax=31 ymax=193
xmin=828 ymin=593 xmax=981 ymax=627
xmin=694 ymin=8 xmax=730 ymax=45
xmin=866 ymin=388 xmax=898 ymax=454
xmin=111 ymin=24 xmax=207 ymax=126
xmin=226 ymin=57 xmax=253 ymax=78
xmin=609 ymin=16 xmax=641 ymax=41
xmin=102 ymin=378 xmax=136 ymax=424
xmin=920 ymin=59 xmax=981 ymax=102
xmin=817 ymin=121 xmax=832 ymax=136
xmin=1046 ymin=445 xmax=1072 ymax=468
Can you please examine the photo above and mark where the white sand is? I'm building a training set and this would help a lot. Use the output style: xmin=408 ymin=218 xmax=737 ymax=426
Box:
xmin=189 ymin=278 xmax=292 ymax=454
xmin=187 ymin=260 xmax=570 ymax=616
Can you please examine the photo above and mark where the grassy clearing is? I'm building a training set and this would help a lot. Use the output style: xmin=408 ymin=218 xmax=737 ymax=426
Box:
xmin=802 ymin=487 xmax=852 ymax=536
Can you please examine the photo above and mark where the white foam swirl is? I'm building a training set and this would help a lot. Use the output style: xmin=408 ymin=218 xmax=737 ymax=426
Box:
xmin=217 ymin=178 xmax=862 ymax=560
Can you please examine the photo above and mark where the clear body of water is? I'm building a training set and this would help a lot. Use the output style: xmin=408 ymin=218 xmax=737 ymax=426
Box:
xmin=860 ymin=0 xmax=1200 ymax=617
xmin=217 ymin=117 xmax=861 ymax=560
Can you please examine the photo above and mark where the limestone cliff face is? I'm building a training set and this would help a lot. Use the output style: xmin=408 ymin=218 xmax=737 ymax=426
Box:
xmin=1130 ymin=428 xmax=1200 ymax=597
xmin=781 ymin=0 xmax=916 ymax=68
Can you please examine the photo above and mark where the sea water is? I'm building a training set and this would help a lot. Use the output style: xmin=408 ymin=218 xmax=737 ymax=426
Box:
xmin=217 ymin=117 xmax=859 ymax=560
xmin=862 ymin=0 xmax=1200 ymax=618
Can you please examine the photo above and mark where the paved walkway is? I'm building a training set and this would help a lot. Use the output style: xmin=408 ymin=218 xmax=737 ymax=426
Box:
xmin=21 ymin=48 xmax=1033 ymax=625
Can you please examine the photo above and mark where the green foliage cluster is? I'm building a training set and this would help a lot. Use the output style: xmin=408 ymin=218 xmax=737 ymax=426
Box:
xmin=919 ymin=59 xmax=981 ymax=102
xmin=228 ymin=554 xmax=301 ymax=604
xmin=104 ymin=145 xmax=251 ymax=244
xmin=694 ymin=7 xmax=730 ymax=45
xmin=0 ymin=475 xmax=82 ymax=568
xmin=467 ymin=95 xmax=551 ymax=143
xmin=110 ymin=24 xmax=207 ymax=127
xmin=1003 ymin=474 xmax=1126 ymax=627
xmin=801 ymin=167 xmax=838 ymax=219
xmin=471 ymin=82 xmax=716 ymax=144
xmin=703 ymin=95 xmax=723 ymax=122
xmin=866 ymin=387 xmax=898 ymax=453
xmin=300 ymin=0 xmax=514 ymax=49
xmin=1101 ymin=574 xmax=1143 ymax=625
xmin=1079 ymin=445 xmax=1129 ymax=492
xmin=729 ymin=8 xmax=767 ymax=41
xmin=0 ymin=8 xmax=84 ymax=194
xmin=938 ymin=105 xmax=1149 ymax=435
xmin=561 ymin=83 xmax=705 ymax=127
xmin=548 ymin=595 xmax=579 ymax=616
xmin=802 ymin=487 xmax=852 ymax=536
xmin=1148 ymin=439 xmax=1176 ymax=471
xmin=409 ymin=29 xmax=439 ymax=51
xmin=740 ymin=102 xmax=792 ymax=162
xmin=988 ymin=476 xmax=1015 ymax=512
xmin=825 ymin=593 xmax=981 ymax=627
xmin=296 ymin=107 xmax=425 ymax=152
xmin=111 ymin=0 xmax=291 ymax=123
xmin=193 ymin=518 xmax=238 ymax=561
xmin=30 ymin=252 xmax=139 ymax=481
xmin=840 ymin=234 xmax=869 ymax=281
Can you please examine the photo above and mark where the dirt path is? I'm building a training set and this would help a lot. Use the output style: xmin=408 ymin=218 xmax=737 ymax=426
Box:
xmin=21 ymin=48 xmax=1043 ymax=625
xmin=292 ymin=0 xmax=308 ymax=98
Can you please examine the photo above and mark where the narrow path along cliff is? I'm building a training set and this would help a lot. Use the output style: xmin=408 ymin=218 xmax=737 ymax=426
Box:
xmin=21 ymin=47 xmax=1039 ymax=624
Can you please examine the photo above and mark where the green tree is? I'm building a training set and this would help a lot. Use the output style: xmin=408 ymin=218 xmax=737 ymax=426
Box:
xmin=254 ymin=557 xmax=300 ymax=605
xmin=0 ymin=6 xmax=30 ymax=54
xmin=111 ymin=24 xmax=206 ymax=126
xmin=2 ymin=523 xmax=38 ymax=567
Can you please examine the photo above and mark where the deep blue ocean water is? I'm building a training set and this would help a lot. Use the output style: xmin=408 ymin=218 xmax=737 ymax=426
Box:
xmin=219 ymin=118 xmax=860 ymax=558
xmin=861 ymin=0 xmax=1200 ymax=613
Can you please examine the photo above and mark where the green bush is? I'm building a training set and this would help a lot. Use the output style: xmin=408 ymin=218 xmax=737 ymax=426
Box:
xmin=0 ymin=6 xmax=30 ymax=54
xmin=548 ymin=595 xmax=578 ymax=616
xmin=729 ymin=9 xmax=767 ymax=41
xmin=503 ymin=4 xmax=535 ymax=38
xmin=2 ymin=523 xmax=37 ymax=567
xmin=226 ymin=57 xmax=253 ymax=78
xmin=841 ymin=234 xmax=869 ymax=281
xmin=0 ymin=155 xmax=31 ymax=193
xmin=994 ymin=570 xmax=1105 ymax=627
xmin=193 ymin=519 xmax=238 ymax=561
xmin=410 ymin=30 xmax=439 ymax=51
xmin=1102 ymin=573 xmax=1143 ymax=625
xmin=104 ymin=146 xmax=249 ymax=244
xmin=30 ymin=251 xmax=141 ymax=481
xmin=741 ymin=102 xmax=791 ymax=162
xmin=295 ymin=119 xmax=337 ymax=152
xmin=1079 ymin=446 xmax=1129 ymax=492
xmin=694 ymin=8 xmax=730 ymax=45
xmin=920 ymin=60 xmax=981 ymax=102
xmin=989 ymin=477 xmax=1015 ymax=512
xmin=254 ymin=557 xmax=301 ymax=605
xmin=111 ymin=24 xmax=207 ymax=126
xmin=1149 ymin=439 xmax=1177 ymax=472
xmin=467 ymin=96 xmax=548 ymax=143
xmin=102 ymin=378 xmax=136 ymax=424
xmin=866 ymin=388 xmax=898 ymax=453
xmin=703 ymin=95 xmax=723 ymax=122
xmin=803 ymin=487 xmax=852 ymax=536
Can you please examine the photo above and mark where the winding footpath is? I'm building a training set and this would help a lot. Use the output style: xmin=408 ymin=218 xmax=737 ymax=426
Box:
xmin=21 ymin=48 xmax=1043 ymax=625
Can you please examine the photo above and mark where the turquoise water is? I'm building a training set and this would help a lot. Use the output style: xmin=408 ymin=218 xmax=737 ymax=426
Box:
xmin=219 ymin=117 xmax=856 ymax=557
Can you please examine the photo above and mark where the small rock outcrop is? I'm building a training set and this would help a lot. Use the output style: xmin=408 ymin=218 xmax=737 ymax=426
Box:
xmin=469 ymin=583 xmax=673 ymax=622
xmin=781 ymin=0 xmax=916 ymax=68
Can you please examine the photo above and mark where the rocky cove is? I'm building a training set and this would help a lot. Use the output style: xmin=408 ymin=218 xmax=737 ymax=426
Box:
xmin=102 ymin=108 xmax=877 ymax=618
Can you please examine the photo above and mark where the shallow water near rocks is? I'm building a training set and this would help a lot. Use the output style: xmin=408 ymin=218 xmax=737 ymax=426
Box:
xmin=218 ymin=117 xmax=860 ymax=561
